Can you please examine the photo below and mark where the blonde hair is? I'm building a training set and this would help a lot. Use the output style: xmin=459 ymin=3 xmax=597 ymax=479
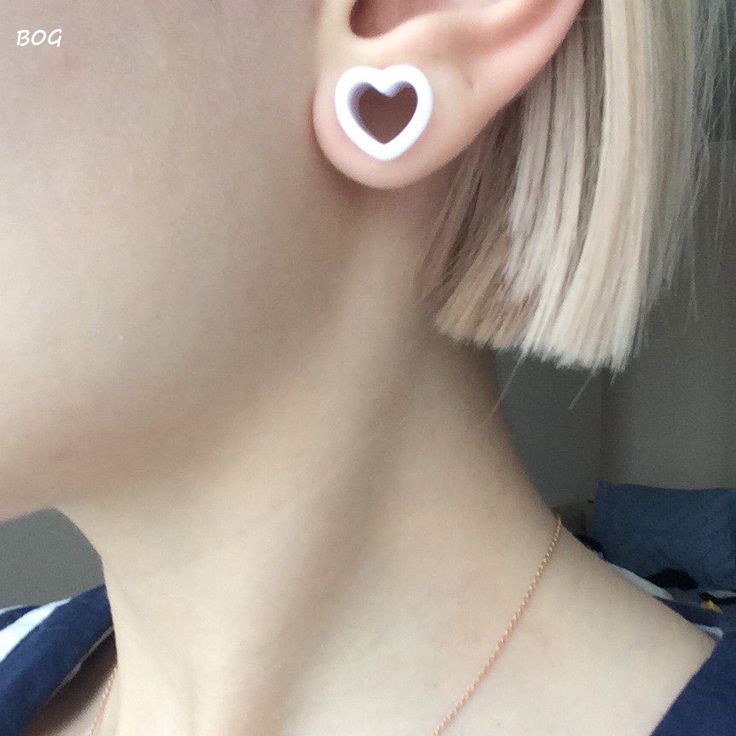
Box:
xmin=415 ymin=0 xmax=732 ymax=373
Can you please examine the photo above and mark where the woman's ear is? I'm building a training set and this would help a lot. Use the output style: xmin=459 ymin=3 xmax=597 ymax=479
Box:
xmin=312 ymin=0 xmax=585 ymax=189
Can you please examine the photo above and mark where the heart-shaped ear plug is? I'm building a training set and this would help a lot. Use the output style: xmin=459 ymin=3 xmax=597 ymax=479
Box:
xmin=334 ymin=64 xmax=434 ymax=162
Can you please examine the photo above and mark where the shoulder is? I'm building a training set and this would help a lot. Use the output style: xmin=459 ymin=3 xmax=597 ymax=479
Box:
xmin=650 ymin=624 xmax=736 ymax=735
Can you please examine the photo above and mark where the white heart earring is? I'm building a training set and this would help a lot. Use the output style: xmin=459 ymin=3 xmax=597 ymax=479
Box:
xmin=334 ymin=64 xmax=434 ymax=162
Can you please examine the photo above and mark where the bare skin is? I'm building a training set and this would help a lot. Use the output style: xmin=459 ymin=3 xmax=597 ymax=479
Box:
xmin=22 ymin=338 xmax=718 ymax=736
xmin=2 ymin=1 xmax=719 ymax=735
xmin=25 ymin=522 xmax=717 ymax=736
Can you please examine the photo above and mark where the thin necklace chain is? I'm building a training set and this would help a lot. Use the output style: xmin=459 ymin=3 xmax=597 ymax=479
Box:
xmin=87 ymin=513 xmax=563 ymax=736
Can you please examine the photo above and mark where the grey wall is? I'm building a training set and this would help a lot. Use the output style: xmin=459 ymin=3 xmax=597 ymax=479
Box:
xmin=1 ymin=145 xmax=734 ymax=608
xmin=494 ymin=353 xmax=602 ymax=509
xmin=0 ymin=510 xmax=103 ymax=607
xmin=602 ymin=144 xmax=736 ymax=487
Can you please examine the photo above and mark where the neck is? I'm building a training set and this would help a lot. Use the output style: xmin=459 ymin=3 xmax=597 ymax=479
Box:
xmin=58 ymin=208 xmax=565 ymax=734
xmin=61 ymin=330 xmax=563 ymax=736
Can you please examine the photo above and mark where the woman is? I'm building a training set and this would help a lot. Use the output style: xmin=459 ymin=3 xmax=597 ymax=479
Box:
xmin=1 ymin=0 xmax=733 ymax=734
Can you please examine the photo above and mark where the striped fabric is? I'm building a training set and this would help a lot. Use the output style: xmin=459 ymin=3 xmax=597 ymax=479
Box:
xmin=0 ymin=584 xmax=735 ymax=735
xmin=0 ymin=585 xmax=112 ymax=736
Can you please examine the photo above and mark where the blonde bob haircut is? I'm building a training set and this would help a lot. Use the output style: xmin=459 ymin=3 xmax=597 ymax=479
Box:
xmin=416 ymin=0 xmax=732 ymax=373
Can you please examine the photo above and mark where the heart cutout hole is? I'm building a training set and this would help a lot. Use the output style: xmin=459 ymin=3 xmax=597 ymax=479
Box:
xmin=356 ymin=84 xmax=418 ymax=144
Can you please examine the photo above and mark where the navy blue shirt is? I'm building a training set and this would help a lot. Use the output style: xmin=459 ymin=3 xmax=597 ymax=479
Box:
xmin=1 ymin=584 xmax=735 ymax=735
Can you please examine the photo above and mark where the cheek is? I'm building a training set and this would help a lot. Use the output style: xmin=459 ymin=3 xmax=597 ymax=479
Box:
xmin=0 ymin=92 xmax=319 ymax=520
xmin=0 ymin=196 xmax=246 ymax=516
xmin=0 ymin=64 xmax=247 ymax=517
xmin=0 ymin=1 xmax=325 ymax=515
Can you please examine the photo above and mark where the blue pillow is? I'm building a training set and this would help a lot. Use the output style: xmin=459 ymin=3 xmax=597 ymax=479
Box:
xmin=591 ymin=481 xmax=736 ymax=591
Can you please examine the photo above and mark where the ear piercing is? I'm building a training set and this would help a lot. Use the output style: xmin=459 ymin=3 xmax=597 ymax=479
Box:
xmin=334 ymin=64 xmax=434 ymax=162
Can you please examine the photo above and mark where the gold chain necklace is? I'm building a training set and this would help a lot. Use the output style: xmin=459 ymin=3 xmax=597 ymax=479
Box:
xmin=87 ymin=513 xmax=562 ymax=736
